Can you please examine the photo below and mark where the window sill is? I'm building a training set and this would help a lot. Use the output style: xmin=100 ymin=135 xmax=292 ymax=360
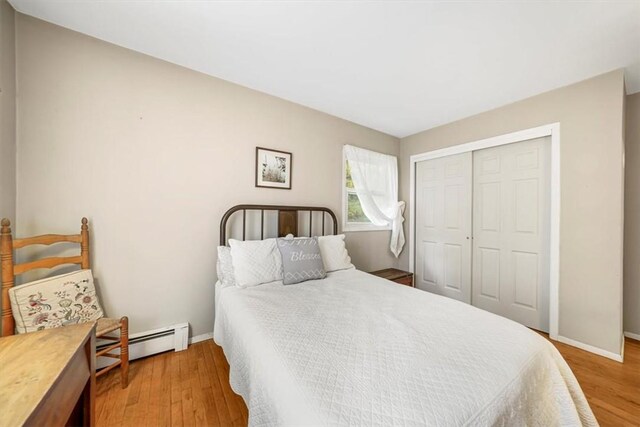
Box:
xmin=343 ymin=224 xmax=392 ymax=232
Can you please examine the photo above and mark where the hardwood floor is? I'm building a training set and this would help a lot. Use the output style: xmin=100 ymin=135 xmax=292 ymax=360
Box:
xmin=548 ymin=337 xmax=640 ymax=426
xmin=96 ymin=339 xmax=247 ymax=427
xmin=96 ymin=338 xmax=640 ymax=426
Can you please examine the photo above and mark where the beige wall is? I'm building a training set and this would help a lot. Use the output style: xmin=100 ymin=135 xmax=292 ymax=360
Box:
xmin=400 ymin=70 xmax=626 ymax=357
xmin=0 ymin=0 xmax=16 ymax=335
xmin=625 ymin=92 xmax=640 ymax=337
xmin=14 ymin=14 xmax=400 ymax=337
xmin=0 ymin=0 xmax=15 ymax=222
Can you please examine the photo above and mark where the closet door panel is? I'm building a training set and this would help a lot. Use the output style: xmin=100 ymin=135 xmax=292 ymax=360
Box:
xmin=472 ymin=137 xmax=550 ymax=332
xmin=478 ymin=247 xmax=500 ymax=300
xmin=415 ymin=152 xmax=472 ymax=303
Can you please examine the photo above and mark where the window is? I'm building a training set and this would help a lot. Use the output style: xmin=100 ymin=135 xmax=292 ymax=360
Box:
xmin=342 ymin=156 xmax=392 ymax=232
xmin=342 ymin=144 xmax=405 ymax=255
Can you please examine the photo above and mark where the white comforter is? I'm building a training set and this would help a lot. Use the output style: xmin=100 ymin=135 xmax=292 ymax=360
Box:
xmin=214 ymin=269 xmax=597 ymax=426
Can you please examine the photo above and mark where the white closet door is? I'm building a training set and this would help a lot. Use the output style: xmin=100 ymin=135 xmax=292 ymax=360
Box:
xmin=472 ymin=137 xmax=551 ymax=332
xmin=415 ymin=152 xmax=472 ymax=303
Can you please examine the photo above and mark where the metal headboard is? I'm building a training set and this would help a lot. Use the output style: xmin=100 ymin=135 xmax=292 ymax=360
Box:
xmin=220 ymin=204 xmax=338 ymax=245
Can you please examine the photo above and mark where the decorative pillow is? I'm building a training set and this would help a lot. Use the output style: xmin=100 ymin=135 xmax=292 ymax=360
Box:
xmin=229 ymin=238 xmax=283 ymax=288
xmin=318 ymin=234 xmax=355 ymax=272
xmin=277 ymin=237 xmax=326 ymax=285
xmin=8 ymin=269 xmax=104 ymax=334
xmin=216 ymin=246 xmax=236 ymax=287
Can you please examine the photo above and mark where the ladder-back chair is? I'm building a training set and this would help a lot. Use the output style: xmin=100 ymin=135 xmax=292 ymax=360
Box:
xmin=0 ymin=218 xmax=129 ymax=388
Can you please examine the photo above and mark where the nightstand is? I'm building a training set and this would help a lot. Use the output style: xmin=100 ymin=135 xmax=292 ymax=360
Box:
xmin=370 ymin=268 xmax=414 ymax=287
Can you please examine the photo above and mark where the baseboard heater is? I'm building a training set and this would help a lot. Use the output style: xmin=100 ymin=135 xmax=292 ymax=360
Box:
xmin=96 ymin=322 xmax=189 ymax=369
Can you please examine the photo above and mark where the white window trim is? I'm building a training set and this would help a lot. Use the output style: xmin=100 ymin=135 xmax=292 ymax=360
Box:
xmin=341 ymin=153 xmax=392 ymax=232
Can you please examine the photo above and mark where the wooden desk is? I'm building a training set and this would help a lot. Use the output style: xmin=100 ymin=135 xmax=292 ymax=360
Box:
xmin=0 ymin=322 xmax=96 ymax=427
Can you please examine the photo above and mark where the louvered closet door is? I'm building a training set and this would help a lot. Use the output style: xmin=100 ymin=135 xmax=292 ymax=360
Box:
xmin=472 ymin=137 xmax=551 ymax=332
xmin=415 ymin=152 xmax=472 ymax=303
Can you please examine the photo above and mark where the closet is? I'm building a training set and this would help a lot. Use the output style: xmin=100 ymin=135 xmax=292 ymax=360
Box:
xmin=415 ymin=136 xmax=551 ymax=332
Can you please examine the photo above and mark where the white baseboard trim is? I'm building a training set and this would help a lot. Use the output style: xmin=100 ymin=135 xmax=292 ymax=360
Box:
xmin=556 ymin=335 xmax=623 ymax=362
xmin=189 ymin=332 xmax=213 ymax=345
xmin=624 ymin=331 xmax=640 ymax=341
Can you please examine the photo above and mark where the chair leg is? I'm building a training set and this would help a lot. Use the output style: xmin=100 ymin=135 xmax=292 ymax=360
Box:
xmin=120 ymin=316 xmax=129 ymax=389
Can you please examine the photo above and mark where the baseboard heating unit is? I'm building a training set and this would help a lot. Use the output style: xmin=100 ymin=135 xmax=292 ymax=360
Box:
xmin=96 ymin=322 xmax=189 ymax=369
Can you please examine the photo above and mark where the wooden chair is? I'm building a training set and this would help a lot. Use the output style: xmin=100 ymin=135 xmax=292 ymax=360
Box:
xmin=0 ymin=218 xmax=129 ymax=388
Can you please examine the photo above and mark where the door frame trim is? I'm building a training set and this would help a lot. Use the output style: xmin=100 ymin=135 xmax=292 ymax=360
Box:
xmin=409 ymin=123 xmax=560 ymax=339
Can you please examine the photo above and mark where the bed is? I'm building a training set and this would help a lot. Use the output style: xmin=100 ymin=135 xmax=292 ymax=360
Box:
xmin=214 ymin=205 xmax=597 ymax=426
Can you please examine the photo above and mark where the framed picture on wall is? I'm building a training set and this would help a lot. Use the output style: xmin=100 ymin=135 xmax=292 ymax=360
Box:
xmin=255 ymin=147 xmax=292 ymax=189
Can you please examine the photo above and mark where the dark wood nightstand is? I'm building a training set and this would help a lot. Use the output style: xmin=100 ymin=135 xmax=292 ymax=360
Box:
xmin=370 ymin=268 xmax=414 ymax=287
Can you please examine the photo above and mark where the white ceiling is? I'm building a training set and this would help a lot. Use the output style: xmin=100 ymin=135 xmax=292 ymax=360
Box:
xmin=9 ymin=1 xmax=640 ymax=138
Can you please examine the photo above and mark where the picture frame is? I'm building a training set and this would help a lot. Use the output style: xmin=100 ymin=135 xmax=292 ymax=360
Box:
xmin=255 ymin=147 xmax=292 ymax=189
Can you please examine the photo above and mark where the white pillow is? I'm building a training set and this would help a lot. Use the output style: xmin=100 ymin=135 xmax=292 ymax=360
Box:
xmin=318 ymin=234 xmax=355 ymax=272
xmin=229 ymin=238 xmax=283 ymax=288
xmin=216 ymin=246 xmax=236 ymax=287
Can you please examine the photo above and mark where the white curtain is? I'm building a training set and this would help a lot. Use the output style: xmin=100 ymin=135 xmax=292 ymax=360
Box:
xmin=344 ymin=145 xmax=405 ymax=257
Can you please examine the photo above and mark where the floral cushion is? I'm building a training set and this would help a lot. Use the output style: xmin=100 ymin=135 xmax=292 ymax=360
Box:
xmin=8 ymin=269 xmax=104 ymax=334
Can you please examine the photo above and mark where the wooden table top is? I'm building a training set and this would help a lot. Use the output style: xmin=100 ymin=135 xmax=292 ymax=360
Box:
xmin=0 ymin=322 xmax=95 ymax=426
xmin=369 ymin=268 xmax=413 ymax=281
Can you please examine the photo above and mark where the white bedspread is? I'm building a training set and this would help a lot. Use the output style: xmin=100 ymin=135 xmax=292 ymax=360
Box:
xmin=214 ymin=269 xmax=597 ymax=426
